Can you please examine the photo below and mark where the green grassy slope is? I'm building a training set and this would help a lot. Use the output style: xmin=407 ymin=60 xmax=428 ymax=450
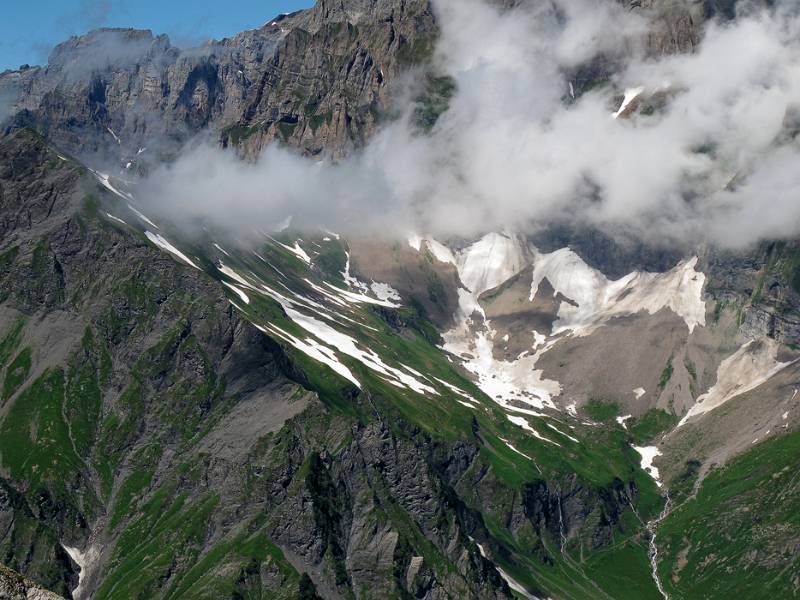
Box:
xmin=658 ymin=431 xmax=800 ymax=599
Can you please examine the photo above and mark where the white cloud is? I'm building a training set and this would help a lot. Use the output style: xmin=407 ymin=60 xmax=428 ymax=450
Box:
xmin=141 ymin=0 xmax=800 ymax=250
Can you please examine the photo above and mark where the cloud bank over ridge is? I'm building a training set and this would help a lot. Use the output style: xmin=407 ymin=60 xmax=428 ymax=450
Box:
xmin=140 ymin=0 xmax=800 ymax=249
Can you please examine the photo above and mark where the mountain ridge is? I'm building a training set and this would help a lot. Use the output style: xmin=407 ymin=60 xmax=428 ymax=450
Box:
xmin=1 ymin=0 xmax=799 ymax=598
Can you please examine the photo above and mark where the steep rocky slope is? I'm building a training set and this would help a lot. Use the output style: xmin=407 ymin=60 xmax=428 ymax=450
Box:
xmin=0 ymin=0 xmax=435 ymax=164
xmin=0 ymin=129 xmax=520 ymax=599
xmin=0 ymin=0 xmax=798 ymax=598
xmin=0 ymin=564 xmax=64 ymax=600
xmin=0 ymin=127 xmax=677 ymax=600
xmin=0 ymin=0 xmax=758 ymax=166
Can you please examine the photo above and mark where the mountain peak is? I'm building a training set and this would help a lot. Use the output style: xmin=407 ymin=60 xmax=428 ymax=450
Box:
xmin=47 ymin=28 xmax=171 ymax=71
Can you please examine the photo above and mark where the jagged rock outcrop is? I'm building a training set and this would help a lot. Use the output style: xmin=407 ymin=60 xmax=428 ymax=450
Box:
xmin=0 ymin=564 xmax=64 ymax=600
xmin=704 ymin=242 xmax=800 ymax=346
xmin=623 ymin=0 xmax=770 ymax=55
xmin=1 ymin=0 xmax=765 ymax=168
xmin=0 ymin=0 xmax=435 ymax=165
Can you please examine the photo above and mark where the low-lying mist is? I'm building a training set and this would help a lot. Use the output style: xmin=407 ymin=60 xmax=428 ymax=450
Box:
xmin=138 ymin=0 xmax=800 ymax=250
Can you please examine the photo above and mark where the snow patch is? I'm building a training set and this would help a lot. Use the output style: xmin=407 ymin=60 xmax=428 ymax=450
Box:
xmin=323 ymin=282 xmax=400 ymax=308
xmin=270 ymin=236 xmax=311 ymax=263
xmin=258 ymin=323 xmax=360 ymax=388
xmin=276 ymin=283 xmax=373 ymax=331
xmin=457 ymin=232 xmax=527 ymax=297
xmin=217 ymin=262 xmax=256 ymax=289
xmin=470 ymin=539 xmax=539 ymax=600
xmin=286 ymin=311 xmax=435 ymax=393
xmin=62 ymin=544 xmax=100 ymax=600
xmin=612 ymin=86 xmax=645 ymax=118
xmin=530 ymin=249 xmax=705 ymax=336
xmin=433 ymin=377 xmax=478 ymax=404
xmin=370 ymin=282 xmax=401 ymax=303
xmin=304 ymin=278 xmax=350 ymax=307
xmin=499 ymin=437 xmax=532 ymax=460
xmin=426 ymin=239 xmax=456 ymax=265
xmin=228 ymin=300 xmax=246 ymax=313
xmin=407 ymin=235 xmax=457 ymax=265
xmin=144 ymin=231 xmax=199 ymax=269
xmin=633 ymin=445 xmax=662 ymax=487
xmin=222 ymin=281 xmax=250 ymax=304
xmin=213 ymin=243 xmax=231 ymax=257
xmin=616 ymin=414 xmax=632 ymax=429
xmin=508 ymin=415 xmax=561 ymax=446
xmin=546 ymin=422 xmax=580 ymax=443
xmin=439 ymin=232 xmax=706 ymax=423
xmin=91 ymin=170 xmax=133 ymax=201
xmin=107 ymin=126 xmax=121 ymax=144
xmin=254 ymin=252 xmax=288 ymax=279
xmin=496 ymin=567 xmax=539 ymax=600
xmin=400 ymin=363 xmax=427 ymax=379
xmin=290 ymin=241 xmax=311 ymax=263
xmin=341 ymin=251 xmax=371 ymax=293
xmin=446 ymin=326 xmax=560 ymax=413
xmin=105 ymin=213 xmax=126 ymax=225
xmin=679 ymin=338 xmax=795 ymax=426
xmin=443 ymin=233 xmax=559 ymax=413
xmin=127 ymin=204 xmax=158 ymax=229
xmin=257 ymin=285 xmax=434 ymax=394
xmin=532 ymin=330 xmax=546 ymax=350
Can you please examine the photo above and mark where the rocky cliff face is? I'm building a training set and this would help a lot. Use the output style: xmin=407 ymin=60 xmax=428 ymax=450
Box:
xmin=0 ymin=564 xmax=64 ymax=600
xmin=1 ymin=1 xmax=798 ymax=599
xmin=0 ymin=0 xmax=757 ymax=167
xmin=0 ymin=0 xmax=435 ymax=165
xmin=703 ymin=241 xmax=800 ymax=346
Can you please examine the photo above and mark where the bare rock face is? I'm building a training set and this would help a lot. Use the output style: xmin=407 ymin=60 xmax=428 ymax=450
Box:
xmin=704 ymin=242 xmax=800 ymax=347
xmin=621 ymin=0 xmax=771 ymax=55
xmin=0 ymin=0 xmax=767 ymax=167
xmin=623 ymin=0 xmax=706 ymax=54
xmin=0 ymin=0 xmax=435 ymax=165
xmin=0 ymin=564 xmax=64 ymax=600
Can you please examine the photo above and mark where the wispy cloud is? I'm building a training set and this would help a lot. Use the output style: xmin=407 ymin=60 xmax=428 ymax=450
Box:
xmin=56 ymin=0 xmax=115 ymax=32
xmin=139 ymin=0 xmax=800 ymax=250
